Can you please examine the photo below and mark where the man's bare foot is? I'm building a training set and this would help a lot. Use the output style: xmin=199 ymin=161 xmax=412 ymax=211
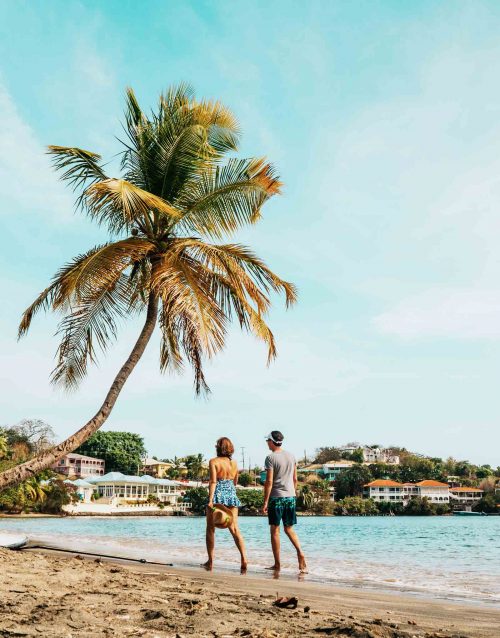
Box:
xmin=240 ymin=561 xmax=248 ymax=574
xmin=298 ymin=554 xmax=308 ymax=573
xmin=265 ymin=564 xmax=280 ymax=571
xmin=201 ymin=560 xmax=213 ymax=571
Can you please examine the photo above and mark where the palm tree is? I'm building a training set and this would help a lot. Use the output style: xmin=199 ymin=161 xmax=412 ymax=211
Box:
xmin=0 ymin=434 xmax=9 ymax=461
xmin=0 ymin=85 xmax=296 ymax=490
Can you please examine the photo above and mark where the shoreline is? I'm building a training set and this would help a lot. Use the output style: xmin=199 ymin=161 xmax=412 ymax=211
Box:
xmin=1 ymin=546 xmax=499 ymax=637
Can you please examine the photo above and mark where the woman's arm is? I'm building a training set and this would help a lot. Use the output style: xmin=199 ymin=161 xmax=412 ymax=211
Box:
xmin=208 ymin=459 xmax=217 ymax=508
xmin=233 ymin=460 xmax=239 ymax=486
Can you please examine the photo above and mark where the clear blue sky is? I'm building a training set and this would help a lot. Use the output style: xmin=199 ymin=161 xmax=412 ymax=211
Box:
xmin=1 ymin=0 xmax=499 ymax=467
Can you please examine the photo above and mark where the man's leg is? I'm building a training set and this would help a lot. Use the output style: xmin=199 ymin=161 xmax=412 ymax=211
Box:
xmin=268 ymin=524 xmax=281 ymax=570
xmin=203 ymin=507 xmax=215 ymax=570
xmin=284 ymin=526 xmax=307 ymax=573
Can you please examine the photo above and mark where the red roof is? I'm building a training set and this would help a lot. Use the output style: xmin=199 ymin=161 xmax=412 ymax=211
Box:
xmin=364 ymin=479 xmax=402 ymax=488
xmin=416 ymin=480 xmax=449 ymax=487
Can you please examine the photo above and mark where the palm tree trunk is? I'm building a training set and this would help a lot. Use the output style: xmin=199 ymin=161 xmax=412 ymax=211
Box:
xmin=0 ymin=292 xmax=159 ymax=490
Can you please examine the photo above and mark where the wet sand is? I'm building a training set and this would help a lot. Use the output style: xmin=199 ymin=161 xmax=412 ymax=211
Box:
xmin=0 ymin=547 xmax=499 ymax=637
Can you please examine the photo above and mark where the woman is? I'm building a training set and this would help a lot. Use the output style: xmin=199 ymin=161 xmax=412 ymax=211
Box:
xmin=204 ymin=437 xmax=248 ymax=572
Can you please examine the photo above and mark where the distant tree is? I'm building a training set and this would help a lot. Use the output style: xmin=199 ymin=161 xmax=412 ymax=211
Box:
xmin=0 ymin=434 xmax=8 ymax=460
xmin=398 ymin=456 xmax=436 ymax=483
xmin=476 ymin=465 xmax=493 ymax=479
xmin=376 ymin=501 xmax=404 ymax=515
xmin=335 ymin=465 xmax=373 ymax=499
xmin=76 ymin=431 xmax=146 ymax=475
xmin=314 ymin=447 xmax=341 ymax=464
xmin=404 ymin=496 xmax=436 ymax=516
xmin=368 ymin=463 xmax=399 ymax=480
xmin=184 ymin=454 xmax=205 ymax=480
xmin=238 ymin=472 xmax=252 ymax=487
xmin=166 ymin=466 xmax=181 ymax=479
xmin=297 ymin=484 xmax=315 ymax=511
xmin=334 ymin=496 xmax=378 ymax=516
xmin=474 ymin=493 xmax=499 ymax=514
xmin=9 ymin=419 xmax=56 ymax=454
xmin=184 ymin=486 xmax=208 ymax=514
xmin=479 ymin=477 xmax=497 ymax=493
xmin=236 ymin=489 xmax=264 ymax=513
xmin=350 ymin=448 xmax=365 ymax=463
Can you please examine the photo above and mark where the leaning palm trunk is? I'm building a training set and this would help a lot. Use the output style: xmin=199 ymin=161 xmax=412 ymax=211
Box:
xmin=0 ymin=294 xmax=158 ymax=489
xmin=0 ymin=85 xmax=296 ymax=491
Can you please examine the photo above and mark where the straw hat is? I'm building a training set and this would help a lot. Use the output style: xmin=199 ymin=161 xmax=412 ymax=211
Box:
xmin=211 ymin=504 xmax=233 ymax=529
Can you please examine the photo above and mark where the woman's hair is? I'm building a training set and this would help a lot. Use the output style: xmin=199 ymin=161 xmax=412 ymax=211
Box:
xmin=216 ymin=437 xmax=234 ymax=459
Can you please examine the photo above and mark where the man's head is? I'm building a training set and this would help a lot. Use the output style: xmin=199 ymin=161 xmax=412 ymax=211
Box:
xmin=265 ymin=430 xmax=284 ymax=451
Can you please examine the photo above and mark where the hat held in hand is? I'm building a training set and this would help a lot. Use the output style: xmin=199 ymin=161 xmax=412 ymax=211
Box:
xmin=211 ymin=504 xmax=233 ymax=529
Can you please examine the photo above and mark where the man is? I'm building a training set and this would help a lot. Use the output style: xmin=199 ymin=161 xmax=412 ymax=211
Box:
xmin=263 ymin=430 xmax=307 ymax=573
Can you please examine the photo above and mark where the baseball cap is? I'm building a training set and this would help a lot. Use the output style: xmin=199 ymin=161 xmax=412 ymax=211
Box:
xmin=265 ymin=431 xmax=284 ymax=445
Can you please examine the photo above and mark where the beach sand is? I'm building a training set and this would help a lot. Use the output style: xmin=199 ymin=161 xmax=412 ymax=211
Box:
xmin=1 ymin=548 xmax=499 ymax=637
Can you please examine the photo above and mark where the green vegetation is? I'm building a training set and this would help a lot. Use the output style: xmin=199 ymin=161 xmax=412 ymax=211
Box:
xmin=334 ymin=496 xmax=378 ymax=516
xmin=237 ymin=489 xmax=264 ymax=513
xmin=76 ymin=431 xmax=146 ymax=475
xmin=184 ymin=486 xmax=209 ymax=514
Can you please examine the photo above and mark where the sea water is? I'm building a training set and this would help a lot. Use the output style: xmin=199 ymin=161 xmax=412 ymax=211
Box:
xmin=1 ymin=515 xmax=498 ymax=604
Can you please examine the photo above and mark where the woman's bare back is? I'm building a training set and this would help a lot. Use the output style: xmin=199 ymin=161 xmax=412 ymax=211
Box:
xmin=210 ymin=456 xmax=237 ymax=480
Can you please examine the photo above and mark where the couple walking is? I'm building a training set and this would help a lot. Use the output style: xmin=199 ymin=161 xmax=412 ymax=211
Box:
xmin=204 ymin=430 xmax=307 ymax=574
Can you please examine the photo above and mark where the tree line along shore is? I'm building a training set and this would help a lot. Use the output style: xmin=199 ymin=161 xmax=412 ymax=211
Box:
xmin=1 ymin=420 xmax=498 ymax=516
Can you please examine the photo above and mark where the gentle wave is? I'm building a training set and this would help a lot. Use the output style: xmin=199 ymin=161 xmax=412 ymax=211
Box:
xmin=1 ymin=515 xmax=499 ymax=605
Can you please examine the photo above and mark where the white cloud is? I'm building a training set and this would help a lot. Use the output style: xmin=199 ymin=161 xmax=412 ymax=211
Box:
xmin=373 ymin=288 xmax=500 ymax=339
xmin=0 ymin=82 xmax=72 ymax=221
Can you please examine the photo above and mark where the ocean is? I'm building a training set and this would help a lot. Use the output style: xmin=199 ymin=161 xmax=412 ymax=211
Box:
xmin=1 ymin=515 xmax=498 ymax=604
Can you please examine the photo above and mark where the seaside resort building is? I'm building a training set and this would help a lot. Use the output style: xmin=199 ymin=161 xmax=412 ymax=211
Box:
xmin=449 ymin=487 xmax=484 ymax=511
xmin=363 ymin=480 xmax=404 ymax=503
xmin=53 ymin=453 xmax=105 ymax=478
xmin=82 ymin=472 xmax=190 ymax=508
xmin=364 ymin=479 xmax=450 ymax=505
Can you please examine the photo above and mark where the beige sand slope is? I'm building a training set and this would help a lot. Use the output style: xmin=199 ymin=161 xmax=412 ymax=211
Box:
xmin=0 ymin=548 xmax=499 ymax=637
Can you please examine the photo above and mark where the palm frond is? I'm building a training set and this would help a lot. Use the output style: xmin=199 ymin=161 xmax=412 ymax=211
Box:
xmin=168 ymin=239 xmax=297 ymax=309
xmin=19 ymin=239 xmax=155 ymax=339
xmin=51 ymin=274 xmax=134 ymax=390
xmin=84 ymin=179 xmax=182 ymax=234
xmin=175 ymin=158 xmax=282 ymax=238
xmin=47 ymin=146 xmax=107 ymax=192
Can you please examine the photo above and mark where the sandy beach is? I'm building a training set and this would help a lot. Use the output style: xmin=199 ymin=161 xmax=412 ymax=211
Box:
xmin=1 ymin=547 xmax=499 ymax=638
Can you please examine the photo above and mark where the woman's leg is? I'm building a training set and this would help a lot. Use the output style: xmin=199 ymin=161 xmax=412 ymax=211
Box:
xmin=228 ymin=508 xmax=248 ymax=571
xmin=203 ymin=506 xmax=215 ymax=570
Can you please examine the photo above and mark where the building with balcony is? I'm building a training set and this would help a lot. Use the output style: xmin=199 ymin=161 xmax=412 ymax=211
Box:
xmin=363 ymin=479 xmax=404 ymax=502
xmin=140 ymin=458 xmax=173 ymax=478
xmin=415 ymin=480 xmax=450 ymax=503
xmin=53 ymin=453 xmax=105 ymax=478
xmin=449 ymin=487 xmax=484 ymax=511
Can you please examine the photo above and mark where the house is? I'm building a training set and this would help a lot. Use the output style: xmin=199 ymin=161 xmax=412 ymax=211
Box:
xmin=65 ymin=478 xmax=94 ymax=503
xmin=85 ymin=471 xmax=187 ymax=507
xmin=415 ymin=480 xmax=450 ymax=503
xmin=363 ymin=479 xmax=404 ymax=503
xmin=338 ymin=444 xmax=400 ymax=465
xmin=54 ymin=453 xmax=105 ymax=478
xmin=140 ymin=458 xmax=173 ymax=478
xmin=449 ymin=487 xmax=484 ymax=511
xmin=321 ymin=460 xmax=355 ymax=480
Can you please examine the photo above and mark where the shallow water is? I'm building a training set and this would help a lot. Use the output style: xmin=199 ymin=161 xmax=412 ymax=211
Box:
xmin=1 ymin=515 xmax=499 ymax=604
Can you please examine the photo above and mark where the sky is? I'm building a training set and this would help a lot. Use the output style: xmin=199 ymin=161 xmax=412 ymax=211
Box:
xmin=1 ymin=0 xmax=500 ymax=468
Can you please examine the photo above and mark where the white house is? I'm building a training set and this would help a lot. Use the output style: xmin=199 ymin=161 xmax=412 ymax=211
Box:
xmin=363 ymin=479 xmax=404 ymax=503
xmin=415 ymin=480 xmax=449 ymax=503
xmin=449 ymin=487 xmax=483 ymax=511
xmin=85 ymin=472 xmax=186 ymax=506
xmin=64 ymin=478 xmax=94 ymax=503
